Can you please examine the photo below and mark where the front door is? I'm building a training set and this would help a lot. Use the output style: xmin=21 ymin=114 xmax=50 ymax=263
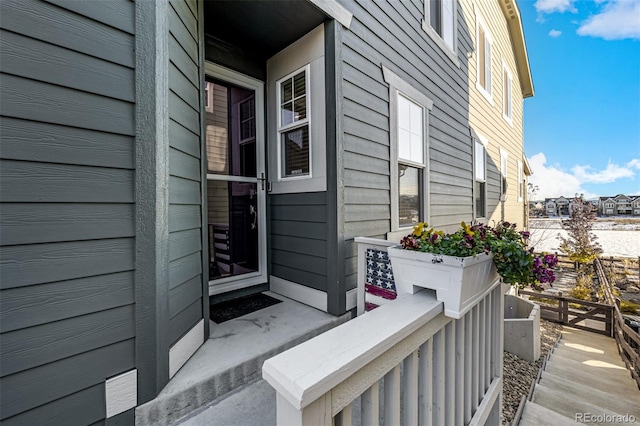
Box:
xmin=204 ymin=63 xmax=267 ymax=295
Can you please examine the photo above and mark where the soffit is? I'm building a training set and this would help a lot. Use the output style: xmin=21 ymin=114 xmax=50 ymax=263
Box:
xmin=498 ymin=0 xmax=534 ymax=98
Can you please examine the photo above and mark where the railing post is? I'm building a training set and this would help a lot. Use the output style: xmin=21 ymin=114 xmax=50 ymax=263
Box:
xmin=275 ymin=393 xmax=331 ymax=426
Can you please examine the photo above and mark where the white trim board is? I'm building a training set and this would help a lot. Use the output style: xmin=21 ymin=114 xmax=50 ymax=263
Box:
xmin=169 ymin=319 xmax=205 ymax=378
xmin=105 ymin=369 xmax=137 ymax=418
xmin=346 ymin=288 xmax=358 ymax=311
xmin=270 ymin=276 xmax=327 ymax=312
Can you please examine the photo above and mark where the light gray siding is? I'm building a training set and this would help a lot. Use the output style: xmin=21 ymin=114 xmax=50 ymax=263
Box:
xmin=337 ymin=0 xmax=474 ymax=290
xmin=0 ymin=0 xmax=136 ymax=424
xmin=167 ymin=0 xmax=204 ymax=346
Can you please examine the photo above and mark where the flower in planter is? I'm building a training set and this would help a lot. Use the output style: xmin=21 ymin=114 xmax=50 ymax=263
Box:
xmin=400 ymin=221 xmax=558 ymax=290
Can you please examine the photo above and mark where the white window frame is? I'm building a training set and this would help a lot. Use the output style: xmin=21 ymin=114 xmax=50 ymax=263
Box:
xmin=502 ymin=61 xmax=513 ymax=125
xmin=267 ymin=24 xmax=326 ymax=195
xmin=517 ymin=160 xmax=523 ymax=202
xmin=422 ymin=0 xmax=459 ymax=67
xmin=276 ymin=64 xmax=311 ymax=181
xmin=500 ymin=148 xmax=508 ymax=201
xmin=475 ymin=11 xmax=493 ymax=103
xmin=382 ymin=66 xmax=433 ymax=236
xmin=473 ymin=135 xmax=488 ymax=220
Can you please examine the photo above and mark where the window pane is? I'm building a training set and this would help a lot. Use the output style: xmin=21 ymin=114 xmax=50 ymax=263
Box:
xmin=479 ymin=28 xmax=486 ymax=88
xmin=485 ymin=41 xmax=492 ymax=94
xmin=442 ymin=0 xmax=455 ymax=49
xmin=281 ymin=78 xmax=292 ymax=103
xmin=398 ymin=95 xmax=424 ymax=164
xmin=293 ymin=97 xmax=307 ymax=121
xmin=410 ymin=102 xmax=422 ymax=134
xmin=398 ymin=128 xmax=411 ymax=160
xmin=293 ymin=71 xmax=306 ymax=97
xmin=281 ymin=126 xmax=310 ymax=177
xmin=430 ymin=0 xmax=442 ymax=35
xmin=399 ymin=165 xmax=421 ymax=227
xmin=474 ymin=141 xmax=485 ymax=181
xmin=281 ymin=101 xmax=294 ymax=127
xmin=475 ymin=181 xmax=486 ymax=218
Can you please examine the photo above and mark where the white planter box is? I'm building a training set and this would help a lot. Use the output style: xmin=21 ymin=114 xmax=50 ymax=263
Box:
xmin=387 ymin=246 xmax=500 ymax=319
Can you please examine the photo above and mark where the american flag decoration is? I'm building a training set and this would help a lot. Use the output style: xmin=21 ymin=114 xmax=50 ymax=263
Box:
xmin=365 ymin=248 xmax=396 ymax=292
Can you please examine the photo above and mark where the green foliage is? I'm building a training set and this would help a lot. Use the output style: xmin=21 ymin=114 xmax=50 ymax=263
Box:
xmin=559 ymin=195 xmax=602 ymax=265
xmin=620 ymin=300 xmax=640 ymax=314
xmin=400 ymin=221 xmax=558 ymax=290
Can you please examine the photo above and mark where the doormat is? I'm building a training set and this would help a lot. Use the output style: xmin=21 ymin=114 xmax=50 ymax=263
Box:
xmin=210 ymin=293 xmax=282 ymax=324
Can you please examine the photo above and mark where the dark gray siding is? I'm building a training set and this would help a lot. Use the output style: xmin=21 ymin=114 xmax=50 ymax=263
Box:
xmin=167 ymin=0 xmax=204 ymax=346
xmin=0 ymin=0 xmax=136 ymax=424
xmin=270 ymin=192 xmax=329 ymax=292
xmin=338 ymin=0 xmax=474 ymax=290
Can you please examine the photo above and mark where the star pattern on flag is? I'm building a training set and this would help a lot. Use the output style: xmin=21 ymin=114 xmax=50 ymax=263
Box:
xmin=364 ymin=248 xmax=396 ymax=292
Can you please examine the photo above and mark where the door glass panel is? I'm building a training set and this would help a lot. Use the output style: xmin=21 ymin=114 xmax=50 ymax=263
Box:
xmin=207 ymin=181 xmax=259 ymax=279
xmin=205 ymin=79 xmax=256 ymax=178
xmin=205 ymin=78 xmax=260 ymax=281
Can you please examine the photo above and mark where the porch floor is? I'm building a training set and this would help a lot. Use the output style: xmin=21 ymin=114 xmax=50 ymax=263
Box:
xmin=135 ymin=291 xmax=350 ymax=426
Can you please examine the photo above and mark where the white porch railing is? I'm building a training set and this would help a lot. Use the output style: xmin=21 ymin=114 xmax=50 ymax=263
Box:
xmin=263 ymin=239 xmax=504 ymax=425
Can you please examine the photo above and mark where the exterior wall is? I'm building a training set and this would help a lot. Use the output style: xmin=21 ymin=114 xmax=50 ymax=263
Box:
xmin=337 ymin=0 xmax=473 ymax=291
xmin=0 ymin=0 xmax=137 ymax=424
xmin=461 ymin=0 xmax=527 ymax=227
xmin=167 ymin=0 xmax=204 ymax=348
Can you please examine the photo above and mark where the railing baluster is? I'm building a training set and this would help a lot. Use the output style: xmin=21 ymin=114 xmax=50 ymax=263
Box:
xmin=455 ymin=316 xmax=465 ymax=426
xmin=403 ymin=350 xmax=419 ymax=426
xmin=445 ymin=321 xmax=455 ymax=423
xmin=361 ymin=382 xmax=379 ymax=426
xmin=485 ymin=292 xmax=492 ymax=387
xmin=464 ymin=310 xmax=472 ymax=423
xmin=479 ymin=298 xmax=486 ymax=394
xmin=472 ymin=304 xmax=479 ymax=410
xmin=419 ymin=339 xmax=433 ymax=426
xmin=433 ymin=329 xmax=445 ymax=426
xmin=384 ymin=365 xmax=401 ymax=426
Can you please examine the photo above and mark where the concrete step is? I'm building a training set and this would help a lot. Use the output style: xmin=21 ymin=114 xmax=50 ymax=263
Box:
xmin=539 ymin=371 xmax=640 ymax=417
xmin=551 ymin=344 xmax=627 ymax=368
xmin=135 ymin=292 xmax=350 ymax=426
xmin=545 ymin=355 xmax=634 ymax=389
xmin=518 ymin=401 xmax=577 ymax=426
xmin=532 ymin=383 xmax=624 ymax=425
xmin=175 ymin=379 xmax=276 ymax=426
xmin=559 ymin=328 xmax=617 ymax=349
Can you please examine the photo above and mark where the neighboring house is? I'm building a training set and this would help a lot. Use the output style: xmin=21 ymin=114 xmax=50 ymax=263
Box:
xmin=461 ymin=0 xmax=534 ymax=230
xmin=0 ymin=0 xmax=533 ymax=424
xmin=544 ymin=196 xmax=571 ymax=216
xmin=599 ymin=194 xmax=640 ymax=216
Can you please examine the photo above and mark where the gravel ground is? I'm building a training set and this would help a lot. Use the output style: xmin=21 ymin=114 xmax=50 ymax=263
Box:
xmin=502 ymin=319 xmax=562 ymax=425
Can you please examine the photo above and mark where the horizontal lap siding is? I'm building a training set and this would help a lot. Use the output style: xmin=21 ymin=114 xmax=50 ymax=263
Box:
xmin=0 ymin=0 xmax=136 ymax=423
xmin=339 ymin=0 xmax=473 ymax=290
xmin=270 ymin=192 xmax=329 ymax=292
xmin=460 ymin=0 xmax=526 ymax=226
xmin=168 ymin=0 xmax=203 ymax=346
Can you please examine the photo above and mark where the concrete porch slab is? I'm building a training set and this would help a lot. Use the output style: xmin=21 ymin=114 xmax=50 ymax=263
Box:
xmin=135 ymin=292 xmax=350 ymax=426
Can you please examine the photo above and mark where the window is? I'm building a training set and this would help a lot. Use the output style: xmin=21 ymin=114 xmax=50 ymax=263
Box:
xmin=503 ymin=63 xmax=513 ymax=123
xmin=517 ymin=160 xmax=523 ymax=202
xmin=422 ymin=0 xmax=458 ymax=65
xmin=500 ymin=148 xmax=508 ymax=201
xmin=267 ymin=24 xmax=326 ymax=194
xmin=383 ymin=66 xmax=433 ymax=233
xmin=474 ymin=138 xmax=487 ymax=218
xmin=476 ymin=14 xmax=492 ymax=101
xmin=277 ymin=66 xmax=310 ymax=179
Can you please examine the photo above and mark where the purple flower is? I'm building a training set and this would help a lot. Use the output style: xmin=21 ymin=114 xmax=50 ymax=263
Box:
xmin=520 ymin=231 xmax=530 ymax=240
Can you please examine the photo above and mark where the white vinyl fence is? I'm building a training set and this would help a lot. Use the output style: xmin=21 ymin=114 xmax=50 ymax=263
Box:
xmin=263 ymin=238 xmax=504 ymax=425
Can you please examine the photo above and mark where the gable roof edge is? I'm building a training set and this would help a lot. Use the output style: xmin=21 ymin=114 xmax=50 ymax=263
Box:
xmin=499 ymin=0 xmax=534 ymax=98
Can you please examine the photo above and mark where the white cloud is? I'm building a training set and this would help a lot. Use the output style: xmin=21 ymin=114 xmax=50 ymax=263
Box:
xmin=577 ymin=0 xmax=640 ymax=40
xmin=527 ymin=153 xmax=639 ymax=199
xmin=572 ymin=161 xmax=636 ymax=183
xmin=535 ymin=0 xmax=577 ymax=13
xmin=548 ymin=29 xmax=563 ymax=37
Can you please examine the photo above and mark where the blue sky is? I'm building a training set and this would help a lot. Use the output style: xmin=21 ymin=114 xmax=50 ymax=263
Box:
xmin=519 ymin=0 xmax=640 ymax=200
